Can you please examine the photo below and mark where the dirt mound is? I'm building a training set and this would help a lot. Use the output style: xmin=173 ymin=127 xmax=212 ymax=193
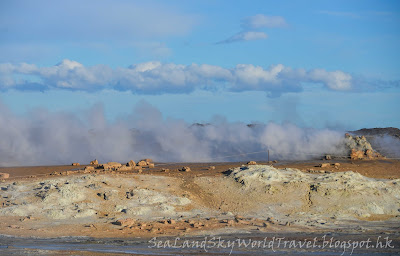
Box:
xmin=0 ymin=174 xmax=193 ymax=221
xmin=229 ymin=165 xmax=400 ymax=219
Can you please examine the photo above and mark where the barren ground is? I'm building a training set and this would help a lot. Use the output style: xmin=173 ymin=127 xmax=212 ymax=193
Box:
xmin=0 ymin=159 xmax=399 ymax=255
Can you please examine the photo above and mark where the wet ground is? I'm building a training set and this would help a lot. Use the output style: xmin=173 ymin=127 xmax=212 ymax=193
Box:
xmin=1 ymin=231 xmax=400 ymax=255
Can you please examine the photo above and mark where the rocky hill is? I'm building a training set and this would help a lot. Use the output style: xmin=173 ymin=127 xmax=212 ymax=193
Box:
xmin=349 ymin=127 xmax=400 ymax=158
xmin=351 ymin=127 xmax=400 ymax=138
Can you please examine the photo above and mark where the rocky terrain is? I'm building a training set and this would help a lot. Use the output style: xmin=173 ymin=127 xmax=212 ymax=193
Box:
xmin=1 ymin=161 xmax=399 ymax=237
xmin=351 ymin=127 xmax=400 ymax=138
xmin=0 ymin=130 xmax=399 ymax=254
xmin=348 ymin=128 xmax=400 ymax=159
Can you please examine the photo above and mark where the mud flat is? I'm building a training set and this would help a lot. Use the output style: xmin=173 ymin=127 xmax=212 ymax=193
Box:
xmin=0 ymin=160 xmax=399 ymax=255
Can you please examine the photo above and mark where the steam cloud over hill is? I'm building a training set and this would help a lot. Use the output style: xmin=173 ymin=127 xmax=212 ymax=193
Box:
xmin=2 ymin=100 xmax=397 ymax=167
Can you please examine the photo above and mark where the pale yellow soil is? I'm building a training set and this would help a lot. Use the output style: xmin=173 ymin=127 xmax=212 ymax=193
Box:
xmin=0 ymin=160 xmax=399 ymax=239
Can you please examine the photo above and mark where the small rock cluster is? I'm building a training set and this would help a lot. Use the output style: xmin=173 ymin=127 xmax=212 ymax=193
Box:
xmin=97 ymin=159 xmax=155 ymax=172
xmin=68 ymin=159 xmax=155 ymax=174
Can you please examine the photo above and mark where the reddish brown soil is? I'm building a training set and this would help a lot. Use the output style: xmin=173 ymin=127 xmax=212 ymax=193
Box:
xmin=1 ymin=159 xmax=398 ymax=181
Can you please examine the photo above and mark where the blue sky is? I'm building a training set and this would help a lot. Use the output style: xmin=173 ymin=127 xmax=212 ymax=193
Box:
xmin=1 ymin=0 xmax=399 ymax=130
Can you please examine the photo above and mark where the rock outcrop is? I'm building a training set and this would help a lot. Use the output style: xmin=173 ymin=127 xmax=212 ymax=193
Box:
xmin=74 ymin=158 xmax=155 ymax=172
xmin=127 ymin=160 xmax=136 ymax=167
xmin=345 ymin=133 xmax=384 ymax=160
xmin=136 ymin=159 xmax=154 ymax=168
xmin=180 ymin=166 xmax=191 ymax=172
xmin=99 ymin=162 xmax=122 ymax=171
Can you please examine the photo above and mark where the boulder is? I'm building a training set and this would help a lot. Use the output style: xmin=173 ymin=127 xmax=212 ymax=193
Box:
xmin=99 ymin=162 xmax=122 ymax=170
xmin=71 ymin=163 xmax=80 ymax=166
xmin=324 ymin=155 xmax=332 ymax=160
xmin=118 ymin=166 xmax=134 ymax=171
xmin=319 ymin=163 xmax=330 ymax=168
xmin=137 ymin=160 xmax=148 ymax=166
xmin=181 ymin=166 xmax=191 ymax=172
xmin=0 ymin=173 xmax=10 ymax=179
xmin=90 ymin=159 xmax=98 ymax=165
xmin=127 ymin=160 xmax=136 ymax=167
xmin=247 ymin=161 xmax=257 ymax=165
xmin=148 ymin=163 xmax=155 ymax=168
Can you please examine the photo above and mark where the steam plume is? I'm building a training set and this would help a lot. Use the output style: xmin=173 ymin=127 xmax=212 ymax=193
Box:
xmin=0 ymin=101 xmax=349 ymax=166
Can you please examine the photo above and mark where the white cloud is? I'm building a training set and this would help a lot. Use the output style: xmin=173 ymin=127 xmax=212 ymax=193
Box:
xmin=308 ymin=69 xmax=352 ymax=90
xmin=217 ymin=31 xmax=268 ymax=44
xmin=0 ymin=60 xmax=355 ymax=95
xmin=218 ymin=14 xmax=286 ymax=44
xmin=242 ymin=14 xmax=287 ymax=29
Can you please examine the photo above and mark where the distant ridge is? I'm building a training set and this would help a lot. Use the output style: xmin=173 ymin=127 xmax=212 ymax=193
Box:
xmin=350 ymin=127 xmax=400 ymax=139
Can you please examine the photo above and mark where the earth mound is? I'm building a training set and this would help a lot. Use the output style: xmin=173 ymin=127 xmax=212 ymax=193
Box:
xmin=229 ymin=165 xmax=400 ymax=219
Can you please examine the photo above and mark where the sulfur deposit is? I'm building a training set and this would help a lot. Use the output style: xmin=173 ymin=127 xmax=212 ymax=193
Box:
xmin=0 ymin=174 xmax=193 ymax=221
xmin=344 ymin=133 xmax=384 ymax=160
xmin=1 ymin=163 xmax=399 ymax=238
xmin=229 ymin=165 xmax=400 ymax=220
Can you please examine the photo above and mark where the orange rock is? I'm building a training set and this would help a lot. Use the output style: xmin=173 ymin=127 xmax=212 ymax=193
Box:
xmin=127 ymin=160 xmax=136 ymax=167
xmin=137 ymin=160 xmax=148 ymax=166
xmin=181 ymin=166 xmax=191 ymax=172
xmin=0 ymin=173 xmax=10 ymax=179
xmin=350 ymin=149 xmax=364 ymax=160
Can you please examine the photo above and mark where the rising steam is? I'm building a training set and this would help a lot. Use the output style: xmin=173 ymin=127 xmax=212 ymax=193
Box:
xmin=0 ymin=100 xmax=349 ymax=167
